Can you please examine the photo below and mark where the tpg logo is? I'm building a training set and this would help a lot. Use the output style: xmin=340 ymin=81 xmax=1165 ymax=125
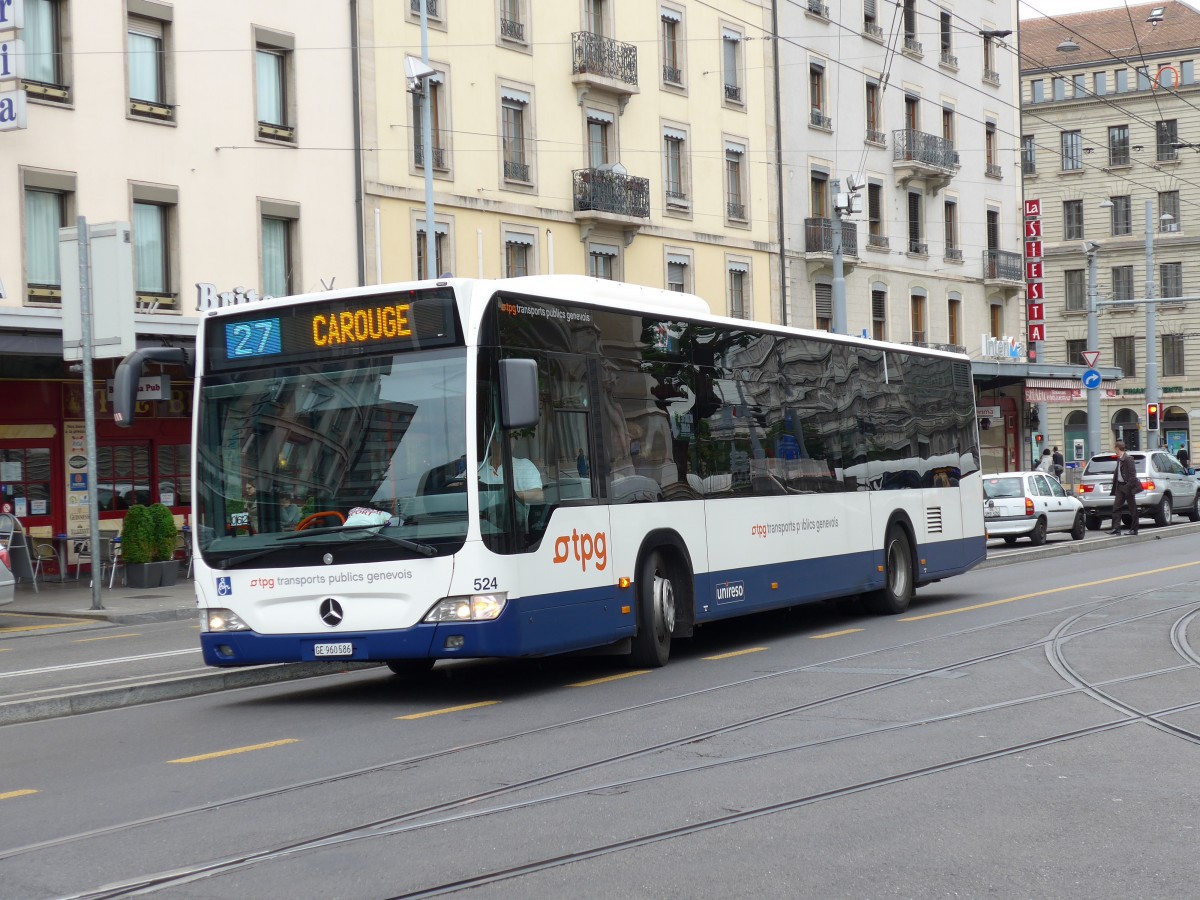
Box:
xmin=715 ymin=580 xmax=745 ymax=603
xmin=552 ymin=529 xmax=607 ymax=572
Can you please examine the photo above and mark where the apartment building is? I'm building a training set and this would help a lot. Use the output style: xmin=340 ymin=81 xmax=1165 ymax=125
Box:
xmin=1021 ymin=1 xmax=1200 ymax=461
xmin=0 ymin=1 xmax=359 ymax=542
xmin=357 ymin=0 xmax=778 ymax=321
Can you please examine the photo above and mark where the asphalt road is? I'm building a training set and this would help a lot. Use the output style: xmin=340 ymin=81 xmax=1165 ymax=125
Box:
xmin=2 ymin=527 xmax=1199 ymax=898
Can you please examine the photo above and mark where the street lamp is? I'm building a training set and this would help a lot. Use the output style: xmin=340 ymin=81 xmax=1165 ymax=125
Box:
xmin=1084 ymin=241 xmax=1102 ymax=458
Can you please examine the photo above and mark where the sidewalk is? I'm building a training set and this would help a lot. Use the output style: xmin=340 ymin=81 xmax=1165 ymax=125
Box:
xmin=4 ymin=572 xmax=199 ymax=624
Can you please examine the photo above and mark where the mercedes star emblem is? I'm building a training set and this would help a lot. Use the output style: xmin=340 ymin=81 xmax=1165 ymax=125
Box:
xmin=319 ymin=598 xmax=344 ymax=627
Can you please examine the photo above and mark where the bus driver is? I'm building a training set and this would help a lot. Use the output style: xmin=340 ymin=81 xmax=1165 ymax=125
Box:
xmin=479 ymin=440 xmax=543 ymax=506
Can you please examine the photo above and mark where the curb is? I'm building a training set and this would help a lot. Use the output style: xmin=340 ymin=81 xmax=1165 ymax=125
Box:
xmin=0 ymin=660 xmax=382 ymax=727
xmin=979 ymin=519 xmax=1200 ymax=570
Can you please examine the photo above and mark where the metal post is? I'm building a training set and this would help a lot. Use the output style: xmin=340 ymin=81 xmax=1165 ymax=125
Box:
xmin=831 ymin=209 xmax=846 ymax=334
xmin=76 ymin=217 xmax=103 ymax=611
xmin=420 ymin=1 xmax=436 ymax=279
xmin=1144 ymin=200 xmax=1159 ymax=449
xmin=1086 ymin=246 xmax=1101 ymax=457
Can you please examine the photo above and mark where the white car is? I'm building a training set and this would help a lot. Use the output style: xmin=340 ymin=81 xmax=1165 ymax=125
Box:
xmin=0 ymin=546 xmax=14 ymax=606
xmin=983 ymin=471 xmax=1086 ymax=545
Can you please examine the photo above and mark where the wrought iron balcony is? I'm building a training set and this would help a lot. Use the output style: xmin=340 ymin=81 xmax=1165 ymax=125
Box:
xmin=414 ymin=139 xmax=447 ymax=170
xmin=894 ymin=130 xmax=958 ymax=170
xmin=863 ymin=22 xmax=883 ymax=39
xmin=727 ymin=200 xmax=746 ymax=220
xmin=410 ymin=0 xmax=439 ymax=16
xmin=985 ymin=163 xmax=1003 ymax=179
xmin=804 ymin=218 xmax=859 ymax=257
xmin=572 ymin=31 xmax=638 ymax=87
xmin=504 ymin=158 xmax=530 ymax=182
xmin=983 ymin=249 xmax=1022 ymax=282
xmin=866 ymin=234 xmax=890 ymax=250
xmin=500 ymin=17 xmax=525 ymax=42
xmin=907 ymin=240 xmax=928 ymax=256
xmin=664 ymin=64 xmax=682 ymax=84
xmin=983 ymin=68 xmax=1000 ymax=85
xmin=866 ymin=128 xmax=886 ymax=145
xmin=725 ymin=83 xmax=742 ymax=103
xmin=940 ymin=51 xmax=958 ymax=67
xmin=944 ymin=247 xmax=963 ymax=261
xmin=904 ymin=37 xmax=923 ymax=55
xmin=810 ymin=109 xmax=832 ymax=129
xmin=807 ymin=0 xmax=829 ymax=17
xmin=572 ymin=167 xmax=650 ymax=219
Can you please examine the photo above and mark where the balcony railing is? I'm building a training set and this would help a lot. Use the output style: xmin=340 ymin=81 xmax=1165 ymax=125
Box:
xmin=810 ymin=109 xmax=832 ymax=129
xmin=806 ymin=0 xmax=829 ymax=17
xmin=893 ymin=129 xmax=958 ymax=171
xmin=500 ymin=17 xmax=525 ymax=41
xmin=940 ymin=51 xmax=958 ymax=67
xmin=410 ymin=0 xmax=439 ymax=16
xmin=414 ymin=139 xmax=447 ymax=170
xmin=866 ymin=128 xmax=886 ymax=145
xmin=867 ymin=234 xmax=890 ymax=250
xmin=572 ymin=31 xmax=638 ymax=86
xmin=907 ymin=240 xmax=928 ymax=256
xmin=904 ymin=37 xmax=923 ymax=55
xmin=944 ymin=247 xmax=963 ymax=261
xmin=984 ymin=249 xmax=1022 ymax=281
xmin=504 ymin=158 xmax=530 ymax=182
xmin=863 ymin=22 xmax=883 ymax=39
xmin=573 ymin=167 xmax=650 ymax=218
xmin=804 ymin=218 xmax=859 ymax=257
xmin=725 ymin=83 xmax=742 ymax=102
xmin=983 ymin=67 xmax=1000 ymax=84
xmin=727 ymin=200 xmax=746 ymax=220
xmin=985 ymin=163 xmax=1003 ymax=179
xmin=664 ymin=64 xmax=682 ymax=84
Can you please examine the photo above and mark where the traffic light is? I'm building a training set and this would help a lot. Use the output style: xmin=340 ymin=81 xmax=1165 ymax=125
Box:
xmin=1147 ymin=403 xmax=1160 ymax=430
xmin=1035 ymin=433 xmax=1045 ymax=447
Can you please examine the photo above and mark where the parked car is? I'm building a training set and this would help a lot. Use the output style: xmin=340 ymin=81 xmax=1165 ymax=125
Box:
xmin=983 ymin=471 xmax=1086 ymax=545
xmin=0 ymin=546 xmax=14 ymax=606
xmin=1077 ymin=450 xmax=1200 ymax=530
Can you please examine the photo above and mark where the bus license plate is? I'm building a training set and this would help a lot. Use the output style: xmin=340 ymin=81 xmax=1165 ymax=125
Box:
xmin=314 ymin=642 xmax=354 ymax=658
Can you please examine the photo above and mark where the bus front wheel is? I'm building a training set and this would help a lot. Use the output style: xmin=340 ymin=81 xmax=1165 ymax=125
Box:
xmin=386 ymin=659 xmax=435 ymax=679
xmin=630 ymin=550 xmax=676 ymax=668
xmin=863 ymin=526 xmax=913 ymax=615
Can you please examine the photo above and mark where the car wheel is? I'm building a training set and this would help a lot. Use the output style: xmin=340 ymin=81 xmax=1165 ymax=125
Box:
xmin=1154 ymin=494 xmax=1171 ymax=527
xmin=1189 ymin=493 xmax=1200 ymax=523
xmin=1029 ymin=517 xmax=1047 ymax=545
xmin=1071 ymin=512 xmax=1086 ymax=541
xmin=1003 ymin=536 xmax=1017 ymax=545
xmin=1085 ymin=514 xmax=1102 ymax=531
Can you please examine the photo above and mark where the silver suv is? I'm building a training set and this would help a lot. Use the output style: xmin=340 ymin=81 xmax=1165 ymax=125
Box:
xmin=1078 ymin=450 xmax=1200 ymax=530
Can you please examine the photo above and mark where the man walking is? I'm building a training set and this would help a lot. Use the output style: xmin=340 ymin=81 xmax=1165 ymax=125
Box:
xmin=1051 ymin=446 xmax=1065 ymax=479
xmin=1108 ymin=441 xmax=1139 ymax=536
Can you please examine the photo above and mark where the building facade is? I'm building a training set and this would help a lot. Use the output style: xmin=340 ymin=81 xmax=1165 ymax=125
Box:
xmin=0 ymin=0 xmax=360 ymax=550
xmin=1021 ymin=1 xmax=1200 ymax=461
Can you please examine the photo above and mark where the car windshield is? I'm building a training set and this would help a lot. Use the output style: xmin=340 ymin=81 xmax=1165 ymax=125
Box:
xmin=983 ymin=477 xmax=1024 ymax=499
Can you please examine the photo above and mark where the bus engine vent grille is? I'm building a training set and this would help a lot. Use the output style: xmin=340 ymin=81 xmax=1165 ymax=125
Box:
xmin=926 ymin=507 xmax=943 ymax=534
xmin=952 ymin=361 xmax=972 ymax=392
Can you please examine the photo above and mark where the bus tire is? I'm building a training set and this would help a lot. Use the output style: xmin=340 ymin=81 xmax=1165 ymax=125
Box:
xmin=630 ymin=549 xmax=676 ymax=668
xmin=863 ymin=526 xmax=914 ymax=615
xmin=386 ymin=659 xmax=435 ymax=679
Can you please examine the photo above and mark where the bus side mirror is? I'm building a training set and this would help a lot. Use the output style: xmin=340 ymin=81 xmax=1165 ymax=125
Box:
xmin=113 ymin=347 xmax=190 ymax=426
xmin=499 ymin=358 xmax=539 ymax=430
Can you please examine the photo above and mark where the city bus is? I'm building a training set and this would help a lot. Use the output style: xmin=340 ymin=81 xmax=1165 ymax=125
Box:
xmin=114 ymin=275 xmax=986 ymax=672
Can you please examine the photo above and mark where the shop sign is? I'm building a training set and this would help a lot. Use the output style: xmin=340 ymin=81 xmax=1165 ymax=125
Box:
xmin=105 ymin=375 xmax=168 ymax=402
xmin=195 ymin=283 xmax=273 ymax=311
xmin=981 ymin=334 xmax=1023 ymax=360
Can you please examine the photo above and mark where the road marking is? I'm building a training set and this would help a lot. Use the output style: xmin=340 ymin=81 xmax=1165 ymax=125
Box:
xmin=901 ymin=559 xmax=1200 ymax=622
xmin=0 ymin=789 xmax=38 ymax=801
xmin=0 ymin=649 xmax=198 ymax=679
xmin=703 ymin=647 xmax=768 ymax=660
xmin=74 ymin=633 xmax=142 ymax=643
xmin=568 ymin=670 xmax=650 ymax=688
xmin=168 ymin=739 xmax=300 ymax=764
xmin=0 ymin=613 xmax=96 ymax=634
xmin=397 ymin=701 xmax=499 ymax=720
xmin=810 ymin=628 xmax=864 ymax=639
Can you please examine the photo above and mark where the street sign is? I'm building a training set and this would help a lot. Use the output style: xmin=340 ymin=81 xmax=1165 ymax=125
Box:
xmin=1081 ymin=350 xmax=1100 ymax=367
xmin=1082 ymin=368 xmax=1102 ymax=389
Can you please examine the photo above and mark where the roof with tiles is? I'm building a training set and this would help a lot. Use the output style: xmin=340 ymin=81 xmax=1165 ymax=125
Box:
xmin=1021 ymin=1 xmax=1200 ymax=71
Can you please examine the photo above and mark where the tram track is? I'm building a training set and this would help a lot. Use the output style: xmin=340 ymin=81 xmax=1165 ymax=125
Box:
xmin=36 ymin=585 xmax=1200 ymax=898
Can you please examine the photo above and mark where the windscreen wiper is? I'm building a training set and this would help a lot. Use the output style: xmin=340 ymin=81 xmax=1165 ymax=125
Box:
xmin=212 ymin=540 xmax=335 ymax=569
xmin=277 ymin=522 xmax=438 ymax=557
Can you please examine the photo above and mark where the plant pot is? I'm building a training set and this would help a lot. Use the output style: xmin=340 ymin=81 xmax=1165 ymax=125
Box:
xmin=125 ymin=562 xmax=162 ymax=589
xmin=158 ymin=560 xmax=178 ymax=587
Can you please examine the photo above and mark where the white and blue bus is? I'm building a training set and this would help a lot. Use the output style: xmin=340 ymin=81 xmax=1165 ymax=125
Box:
xmin=114 ymin=275 xmax=985 ymax=671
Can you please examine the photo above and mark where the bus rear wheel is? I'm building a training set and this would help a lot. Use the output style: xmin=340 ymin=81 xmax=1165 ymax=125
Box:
xmin=630 ymin=550 xmax=676 ymax=668
xmin=863 ymin=526 xmax=913 ymax=615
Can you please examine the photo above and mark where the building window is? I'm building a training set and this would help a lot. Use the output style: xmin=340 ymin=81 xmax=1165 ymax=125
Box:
xmin=902 ymin=0 xmax=920 ymax=53
xmin=943 ymin=199 xmax=959 ymax=256
xmin=586 ymin=110 xmax=612 ymax=168
xmin=948 ymin=296 xmax=961 ymax=346
xmin=985 ymin=121 xmax=999 ymax=176
xmin=722 ymin=29 xmax=742 ymax=104
xmin=500 ymin=0 xmax=526 ymax=44
xmin=1053 ymin=76 xmax=1065 ymax=100
xmin=588 ymin=243 xmax=618 ymax=280
xmin=1061 ymin=131 xmax=1083 ymax=171
xmin=21 ymin=0 xmax=68 ymax=97
xmin=255 ymin=29 xmax=296 ymax=142
xmin=871 ymin=288 xmax=886 ymax=340
xmin=24 ymin=186 xmax=70 ymax=302
xmin=982 ymin=33 xmax=998 ymax=81
xmin=585 ymin=0 xmax=606 ymax=36
xmin=1157 ymin=120 xmax=1178 ymax=161
xmin=261 ymin=212 xmax=296 ymax=298
xmin=1112 ymin=265 xmax=1134 ymax=302
xmin=939 ymin=11 xmax=953 ymax=61
xmin=663 ymin=128 xmax=688 ymax=207
xmin=1161 ymin=262 xmax=1183 ymax=300
xmin=815 ymin=282 xmax=832 ymax=331
xmin=504 ymin=233 xmax=533 ymax=278
xmin=728 ymin=263 xmax=749 ymax=317
xmin=911 ymin=293 xmax=926 ymax=342
xmin=1030 ymin=79 xmax=1044 ymax=103
xmin=907 ymin=190 xmax=924 ymax=254
xmin=412 ymin=74 xmax=447 ymax=170
xmin=1111 ymin=195 xmax=1132 ymax=236
xmin=1066 ymin=338 xmax=1087 ymax=366
xmin=127 ymin=12 xmax=172 ymax=121
xmin=500 ymin=88 xmax=531 ymax=183
xmin=989 ymin=304 xmax=1002 ymax=339
xmin=904 ymin=93 xmax=919 ymax=131
xmin=810 ymin=171 xmax=828 ymax=218
xmin=416 ymin=222 xmax=447 ymax=279
xmin=1094 ymin=71 xmax=1107 ymax=95
xmin=725 ymin=141 xmax=746 ymax=222
xmin=95 ymin=445 xmax=151 ymax=511
xmin=1108 ymin=124 xmax=1130 ymax=166
xmin=867 ymin=182 xmax=885 ymax=246
xmin=809 ymin=63 xmax=829 ymax=128
xmin=1137 ymin=67 xmax=1150 ymax=91
xmin=132 ymin=200 xmax=173 ymax=306
xmin=666 ymin=253 xmax=689 ymax=292
xmin=866 ymin=81 xmax=882 ymax=142
xmin=1063 ymin=200 xmax=1084 ymax=240
xmin=1163 ymin=335 xmax=1185 ymax=376
xmin=1021 ymin=134 xmax=1036 ymax=174
xmin=1115 ymin=69 xmax=1128 ymax=92
xmin=1073 ymin=73 xmax=1086 ymax=97
xmin=661 ymin=7 xmax=683 ymax=85
xmin=1064 ymin=269 xmax=1086 ymax=311
xmin=1114 ymin=335 xmax=1136 ymax=377
xmin=1159 ymin=190 xmax=1180 ymax=231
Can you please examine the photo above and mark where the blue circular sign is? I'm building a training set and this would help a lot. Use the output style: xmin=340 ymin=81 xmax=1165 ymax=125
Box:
xmin=1082 ymin=368 xmax=1102 ymax=389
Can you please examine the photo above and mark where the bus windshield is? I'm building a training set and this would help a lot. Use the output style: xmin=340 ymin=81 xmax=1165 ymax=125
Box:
xmin=195 ymin=347 xmax=468 ymax=565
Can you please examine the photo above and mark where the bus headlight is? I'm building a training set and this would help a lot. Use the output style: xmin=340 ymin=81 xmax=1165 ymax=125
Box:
xmin=423 ymin=593 xmax=507 ymax=622
xmin=206 ymin=608 xmax=251 ymax=632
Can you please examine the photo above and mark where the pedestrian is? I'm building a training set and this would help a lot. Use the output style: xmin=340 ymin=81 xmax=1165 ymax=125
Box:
xmin=1051 ymin=445 xmax=1065 ymax=479
xmin=1038 ymin=448 xmax=1053 ymax=473
xmin=1108 ymin=440 xmax=1139 ymax=536
xmin=1177 ymin=445 xmax=1190 ymax=469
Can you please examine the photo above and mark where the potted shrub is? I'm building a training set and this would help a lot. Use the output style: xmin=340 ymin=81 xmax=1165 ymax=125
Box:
xmin=149 ymin=502 xmax=179 ymax=586
xmin=120 ymin=504 xmax=159 ymax=589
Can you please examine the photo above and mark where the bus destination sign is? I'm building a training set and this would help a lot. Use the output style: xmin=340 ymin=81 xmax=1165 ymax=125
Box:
xmin=209 ymin=288 xmax=461 ymax=373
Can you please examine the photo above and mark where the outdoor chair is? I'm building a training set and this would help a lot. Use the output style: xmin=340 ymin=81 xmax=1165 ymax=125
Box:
xmin=31 ymin=542 xmax=58 ymax=587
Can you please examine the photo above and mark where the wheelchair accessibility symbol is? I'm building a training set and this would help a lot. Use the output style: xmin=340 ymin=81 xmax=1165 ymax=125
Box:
xmin=217 ymin=576 xmax=232 ymax=597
